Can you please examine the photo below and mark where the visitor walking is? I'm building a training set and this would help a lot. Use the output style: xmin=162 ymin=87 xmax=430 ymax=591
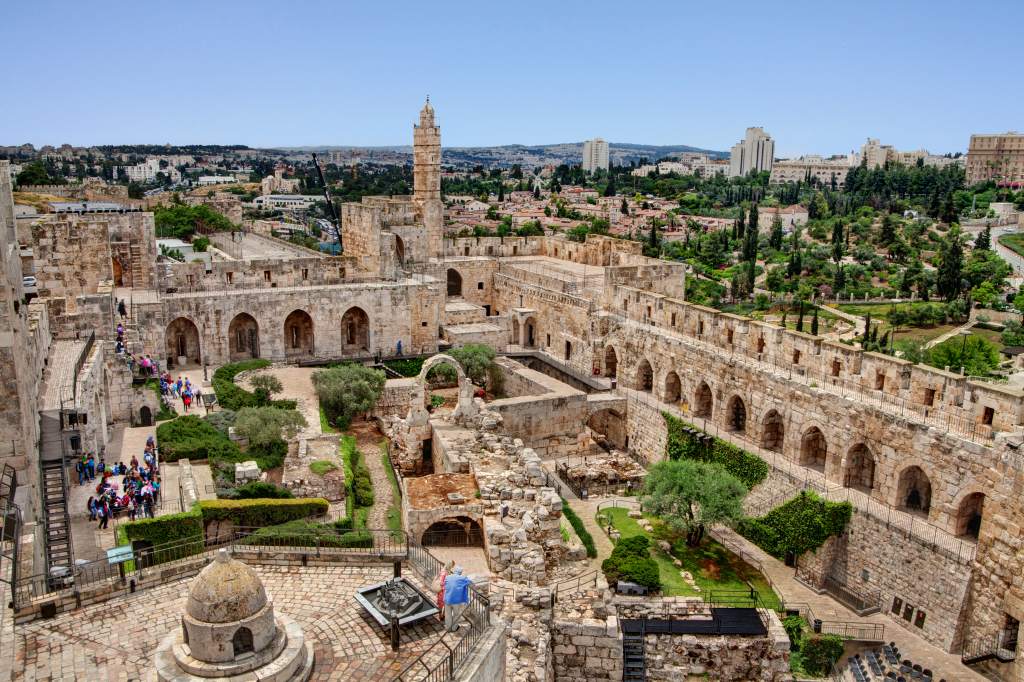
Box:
xmin=118 ymin=299 xmax=127 ymax=319
xmin=443 ymin=567 xmax=472 ymax=632
xmin=433 ymin=560 xmax=454 ymax=624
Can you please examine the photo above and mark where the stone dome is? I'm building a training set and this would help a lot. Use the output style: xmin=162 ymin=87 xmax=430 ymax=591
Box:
xmin=186 ymin=549 xmax=268 ymax=624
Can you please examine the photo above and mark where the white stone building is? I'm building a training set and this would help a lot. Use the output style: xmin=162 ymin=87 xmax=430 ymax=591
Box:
xmin=729 ymin=127 xmax=774 ymax=177
xmin=582 ymin=138 xmax=609 ymax=173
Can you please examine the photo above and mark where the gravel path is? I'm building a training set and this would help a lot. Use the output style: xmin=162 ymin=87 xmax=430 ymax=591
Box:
xmin=350 ymin=423 xmax=394 ymax=531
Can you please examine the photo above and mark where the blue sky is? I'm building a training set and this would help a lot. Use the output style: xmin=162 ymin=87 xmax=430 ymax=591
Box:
xmin=1 ymin=0 xmax=1020 ymax=155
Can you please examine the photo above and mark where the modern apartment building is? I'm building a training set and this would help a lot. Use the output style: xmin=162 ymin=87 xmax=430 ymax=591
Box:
xmin=582 ymin=138 xmax=609 ymax=173
xmin=729 ymin=127 xmax=774 ymax=177
xmin=966 ymin=132 xmax=1024 ymax=186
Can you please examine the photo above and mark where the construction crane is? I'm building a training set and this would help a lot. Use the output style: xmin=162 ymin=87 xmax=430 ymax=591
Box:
xmin=311 ymin=153 xmax=343 ymax=254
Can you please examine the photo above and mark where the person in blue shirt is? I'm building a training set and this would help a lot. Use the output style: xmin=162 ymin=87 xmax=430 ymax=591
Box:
xmin=443 ymin=567 xmax=472 ymax=631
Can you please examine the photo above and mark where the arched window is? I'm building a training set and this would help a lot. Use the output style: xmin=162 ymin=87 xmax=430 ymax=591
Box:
xmin=897 ymin=466 xmax=932 ymax=514
xmin=663 ymin=371 xmax=681 ymax=403
xmin=447 ymin=269 xmax=463 ymax=297
xmin=955 ymin=492 xmax=984 ymax=539
xmin=636 ymin=360 xmax=653 ymax=392
xmin=727 ymin=396 xmax=747 ymax=433
xmin=761 ymin=410 xmax=784 ymax=451
xmin=800 ymin=427 xmax=828 ymax=472
xmin=843 ymin=444 xmax=875 ymax=492
xmin=232 ymin=626 xmax=254 ymax=656
xmin=694 ymin=382 xmax=713 ymax=418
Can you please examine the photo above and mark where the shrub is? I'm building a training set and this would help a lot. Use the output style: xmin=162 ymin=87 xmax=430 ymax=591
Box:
xmin=383 ymin=357 xmax=425 ymax=377
xmin=198 ymin=497 xmax=329 ymax=527
xmin=560 ymin=499 xmax=597 ymax=558
xmin=225 ymin=481 xmax=293 ymax=499
xmin=800 ymin=635 xmax=844 ymax=676
xmin=601 ymin=535 xmax=659 ymax=590
xmin=156 ymin=415 xmax=242 ymax=462
xmin=662 ymin=413 xmax=768 ymax=488
xmin=120 ymin=509 xmax=203 ymax=548
xmin=312 ymin=364 xmax=386 ymax=429
xmin=213 ymin=360 xmax=297 ymax=411
xmin=244 ymin=520 xmax=372 ymax=548
xmin=247 ymin=439 xmax=288 ymax=471
xmin=738 ymin=491 xmax=852 ymax=559
xmin=204 ymin=409 xmax=237 ymax=436
xmin=446 ymin=343 xmax=498 ymax=387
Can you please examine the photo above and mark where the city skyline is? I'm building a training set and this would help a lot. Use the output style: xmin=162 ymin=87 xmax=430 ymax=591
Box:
xmin=0 ymin=0 xmax=1021 ymax=156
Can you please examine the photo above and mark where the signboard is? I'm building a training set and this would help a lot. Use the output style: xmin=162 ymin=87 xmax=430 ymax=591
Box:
xmin=106 ymin=545 xmax=133 ymax=565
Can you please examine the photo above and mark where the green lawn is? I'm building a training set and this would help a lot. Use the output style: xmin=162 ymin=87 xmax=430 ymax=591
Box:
xmin=597 ymin=507 xmax=780 ymax=608
xmin=971 ymin=326 xmax=1004 ymax=350
xmin=999 ymin=233 xmax=1024 ymax=259
xmin=319 ymin=406 xmax=336 ymax=433
xmin=309 ymin=460 xmax=337 ymax=477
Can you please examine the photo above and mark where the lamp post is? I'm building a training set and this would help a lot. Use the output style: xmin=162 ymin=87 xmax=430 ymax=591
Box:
xmin=958 ymin=328 xmax=971 ymax=375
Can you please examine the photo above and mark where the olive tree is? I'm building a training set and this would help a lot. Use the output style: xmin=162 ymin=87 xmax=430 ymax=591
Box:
xmin=642 ymin=459 xmax=747 ymax=547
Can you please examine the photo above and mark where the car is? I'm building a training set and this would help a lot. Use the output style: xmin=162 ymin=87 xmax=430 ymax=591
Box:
xmin=22 ymin=275 xmax=36 ymax=287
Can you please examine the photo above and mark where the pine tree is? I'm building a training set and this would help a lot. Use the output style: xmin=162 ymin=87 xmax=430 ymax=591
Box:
xmin=811 ymin=308 xmax=819 ymax=335
xmin=975 ymin=226 xmax=991 ymax=250
xmin=941 ymin=193 xmax=957 ymax=225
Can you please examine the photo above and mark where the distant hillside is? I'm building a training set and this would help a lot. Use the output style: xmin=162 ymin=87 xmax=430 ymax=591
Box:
xmin=275 ymin=142 xmax=727 ymax=168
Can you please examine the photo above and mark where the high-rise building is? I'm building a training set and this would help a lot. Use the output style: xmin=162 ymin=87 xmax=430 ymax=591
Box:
xmin=728 ymin=127 xmax=774 ymax=177
xmin=582 ymin=138 xmax=609 ymax=173
xmin=966 ymin=132 xmax=1024 ymax=186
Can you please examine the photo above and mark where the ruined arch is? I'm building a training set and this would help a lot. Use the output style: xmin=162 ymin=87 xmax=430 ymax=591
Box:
xmin=340 ymin=306 xmax=370 ymax=353
xmin=725 ymin=395 xmax=746 ymax=433
xmin=228 ymin=313 xmax=260 ymax=361
xmin=663 ymin=371 xmax=681 ymax=404
xmin=694 ymin=381 xmax=713 ymax=418
xmin=799 ymin=426 xmax=828 ymax=472
xmin=896 ymin=465 xmax=932 ymax=514
xmin=604 ymin=346 xmax=618 ymax=379
xmin=447 ymin=268 xmax=463 ymax=297
xmin=843 ymin=443 xmax=875 ymax=492
xmin=761 ymin=409 xmax=784 ymax=452
xmin=636 ymin=359 xmax=654 ymax=392
xmin=283 ymin=309 xmax=314 ymax=359
xmin=587 ymin=408 xmax=627 ymax=449
xmin=165 ymin=317 xmax=201 ymax=368
xmin=954 ymin=491 xmax=985 ymax=539
xmin=421 ymin=515 xmax=483 ymax=546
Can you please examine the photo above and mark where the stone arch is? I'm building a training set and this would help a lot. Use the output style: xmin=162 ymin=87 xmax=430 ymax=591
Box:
xmin=395 ymin=235 xmax=405 ymax=265
xmin=112 ymin=257 xmax=124 ymax=287
xmin=663 ymin=371 xmax=681 ymax=404
xmin=843 ymin=443 xmax=875 ymax=492
xmin=165 ymin=317 xmax=201 ymax=368
xmin=283 ymin=309 xmax=314 ymax=359
xmin=636 ymin=359 xmax=654 ymax=392
xmin=761 ymin=409 xmax=784 ymax=452
xmin=896 ymin=465 xmax=932 ymax=514
xmin=447 ymin=268 xmax=463 ymax=297
xmin=340 ymin=306 xmax=370 ymax=353
xmin=604 ymin=346 xmax=618 ymax=379
xmin=726 ymin=395 xmax=747 ymax=433
xmin=799 ymin=426 xmax=828 ymax=472
xmin=421 ymin=515 xmax=483 ymax=546
xmin=694 ymin=381 xmax=713 ymax=418
xmin=512 ymin=318 xmax=520 ymax=345
xmin=954 ymin=490 xmax=985 ymax=539
xmin=524 ymin=316 xmax=538 ymax=347
xmin=587 ymin=408 xmax=627 ymax=449
xmin=139 ymin=405 xmax=153 ymax=427
xmin=231 ymin=626 xmax=254 ymax=656
xmin=228 ymin=313 xmax=260 ymax=361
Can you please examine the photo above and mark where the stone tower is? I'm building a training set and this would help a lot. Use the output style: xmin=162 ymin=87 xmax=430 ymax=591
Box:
xmin=413 ymin=98 xmax=443 ymax=259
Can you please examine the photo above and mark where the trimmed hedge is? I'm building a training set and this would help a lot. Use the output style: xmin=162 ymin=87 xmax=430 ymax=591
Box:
xmin=738 ymin=491 xmax=852 ymax=560
xmin=663 ymin=413 xmax=768 ymax=489
xmin=245 ymin=519 xmax=373 ymax=548
xmin=601 ymin=535 xmax=660 ymax=590
xmin=560 ymin=498 xmax=597 ymax=558
xmin=198 ymin=497 xmax=329 ymax=527
xmin=225 ymin=481 xmax=294 ymax=499
xmin=156 ymin=415 xmax=242 ymax=462
xmin=120 ymin=509 xmax=204 ymax=547
xmin=212 ymin=360 xmax=297 ymax=411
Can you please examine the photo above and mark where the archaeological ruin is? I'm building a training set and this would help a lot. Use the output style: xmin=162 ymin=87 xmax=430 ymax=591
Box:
xmin=1 ymin=102 xmax=1024 ymax=682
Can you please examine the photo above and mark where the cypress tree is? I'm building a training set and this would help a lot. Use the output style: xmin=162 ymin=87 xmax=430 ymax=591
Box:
xmin=796 ymin=301 xmax=805 ymax=332
xmin=748 ymin=203 xmax=759 ymax=238
xmin=811 ymin=308 xmax=819 ymax=335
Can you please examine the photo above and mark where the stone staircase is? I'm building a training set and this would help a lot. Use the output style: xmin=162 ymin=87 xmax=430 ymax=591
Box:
xmin=40 ymin=456 xmax=73 ymax=576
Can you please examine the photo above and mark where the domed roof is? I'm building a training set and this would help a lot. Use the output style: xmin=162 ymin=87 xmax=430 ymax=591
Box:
xmin=186 ymin=549 xmax=268 ymax=624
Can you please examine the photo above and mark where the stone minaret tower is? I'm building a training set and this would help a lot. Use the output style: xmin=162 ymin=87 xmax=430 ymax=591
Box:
xmin=413 ymin=98 xmax=443 ymax=259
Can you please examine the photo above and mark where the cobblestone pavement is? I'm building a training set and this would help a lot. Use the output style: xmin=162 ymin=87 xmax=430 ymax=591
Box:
xmin=11 ymin=563 xmax=459 ymax=681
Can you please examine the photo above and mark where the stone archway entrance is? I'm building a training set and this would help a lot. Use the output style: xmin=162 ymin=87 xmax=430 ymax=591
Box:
xmin=897 ymin=466 xmax=932 ymax=514
xmin=447 ymin=269 xmax=463 ymax=297
xmin=694 ymin=382 xmax=713 ymax=418
xmin=727 ymin=395 xmax=747 ymax=433
xmin=604 ymin=346 xmax=618 ymax=379
xmin=283 ymin=310 xmax=314 ymax=359
xmin=165 ymin=317 xmax=201 ymax=368
xmin=955 ymin=493 xmax=985 ymax=539
xmin=761 ymin=410 xmax=784 ymax=452
xmin=228 ymin=313 xmax=260 ymax=361
xmin=340 ymin=306 xmax=370 ymax=353
xmin=636 ymin=360 xmax=653 ymax=392
xmin=524 ymin=317 xmax=537 ymax=347
xmin=799 ymin=426 xmax=828 ymax=472
xmin=843 ymin=443 xmax=875 ymax=492
xmin=421 ymin=516 xmax=483 ymax=546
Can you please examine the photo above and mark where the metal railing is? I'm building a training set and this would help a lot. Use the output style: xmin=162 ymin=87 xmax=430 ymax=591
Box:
xmin=962 ymin=629 xmax=1019 ymax=664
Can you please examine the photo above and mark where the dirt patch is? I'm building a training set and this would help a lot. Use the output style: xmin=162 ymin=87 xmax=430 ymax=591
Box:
xmin=700 ymin=559 xmax=721 ymax=581
xmin=349 ymin=419 xmax=385 ymax=451
xmin=405 ymin=473 xmax=479 ymax=510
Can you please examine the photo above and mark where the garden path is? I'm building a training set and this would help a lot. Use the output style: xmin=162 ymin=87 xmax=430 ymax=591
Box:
xmin=349 ymin=421 xmax=394 ymax=531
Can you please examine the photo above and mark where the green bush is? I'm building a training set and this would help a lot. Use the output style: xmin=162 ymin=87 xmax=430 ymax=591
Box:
xmin=341 ymin=436 xmax=375 ymax=511
xmin=225 ymin=481 xmax=294 ymax=499
xmin=800 ymin=635 xmax=845 ymax=676
xmin=561 ymin=499 xmax=597 ymax=558
xmin=245 ymin=520 xmax=372 ymax=548
xmin=738 ymin=491 xmax=852 ymax=559
xmin=246 ymin=439 xmax=288 ymax=471
xmin=213 ymin=360 xmax=297 ymax=411
xmin=313 ymin=364 xmax=386 ymax=429
xmin=601 ymin=535 xmax=660 ymax=590
xmin=156 ymin=415 xmax=242 ymax=462
xmin=120 ymin=509 xmax=203 ymax=547
xmin=384 ymin=357 xmax=425 ymax=377
xmin=198 ymin=497 xmax=329 ymax=528
xmin=663 ymin=413 xmax=768 ymax=488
